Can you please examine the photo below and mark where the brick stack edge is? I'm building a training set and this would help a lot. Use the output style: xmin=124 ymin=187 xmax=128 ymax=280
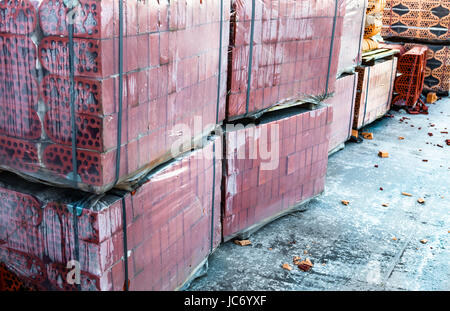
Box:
xmin=0 ymin=137 xmax=222 ymax=291
xmin=326 ymin=73 xmax=358 ymax=152
xmin=0 ymin=0 xmax=230 ymax=193
xmin=393 ymin=46 xmax=428 ymax=107
xmin=222 ymin=106 xmax=332 ymax=241
xmin=227 ymin=0 xmax=345 ymax=119
xmin=337 ymin=0 xmax=367 ymax=75
xmin=353 ymin=57 xmax=398 ymax=129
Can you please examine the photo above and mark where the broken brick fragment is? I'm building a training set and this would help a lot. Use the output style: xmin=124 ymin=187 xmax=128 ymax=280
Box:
xmin=426 ymin=93 xmax=437 ymax=104
xmin=362 ymin=132 xmax=373 ymax=140
xmin=234 ymin=239 xmax=252 ymax=246
xmin=378 ymin=151 xmax=389 ymax=158
xmin=298 ymin=259 xmax=314 ymax=272
xmin=282 ymin=263 xmax=293 ymax=271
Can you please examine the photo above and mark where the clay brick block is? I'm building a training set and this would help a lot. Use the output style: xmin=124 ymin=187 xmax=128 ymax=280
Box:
xmin=0 ymin=137 xmax=222 ymax=291
xmin=0 ymin=1 xmax=230 ymax=193
xmin=325 ymin=73 xmax=358 ymax=152
xmin=223 ymin=106 xmax=331 ymax=240
xmin=353 ymin=57 xmax=397 ymax=130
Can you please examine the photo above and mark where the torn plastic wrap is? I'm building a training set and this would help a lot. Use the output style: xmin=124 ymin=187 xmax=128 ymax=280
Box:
xmin=226 ymin=0 xmax=345 ymax=120
xmin=337 ymin=0 xmax=367 ymax=75
xmin=353 ymin=57 xmax=397 ymax=129
xmin=222 ymin=105 xmax=332 ymax=241
xmin=0 ymin=0 xmax=230 ymax=194
xmin=325 ymin=73 xmax=358 ymax=153
xmin=0 ymin=136 xmax=222 ymax=291
xmin=382 ymin=0 xmax=450 ymax=43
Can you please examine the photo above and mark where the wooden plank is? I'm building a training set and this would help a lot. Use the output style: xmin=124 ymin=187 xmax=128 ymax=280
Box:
xmin=363 ymin=49 xmax=400 ymax=63
xmin=362 ymin=48 xmax=390 ymax=57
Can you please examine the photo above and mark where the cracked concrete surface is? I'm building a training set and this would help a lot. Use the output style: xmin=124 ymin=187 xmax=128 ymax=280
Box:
xmin=188 ymin=97 xmax=450 ymax=291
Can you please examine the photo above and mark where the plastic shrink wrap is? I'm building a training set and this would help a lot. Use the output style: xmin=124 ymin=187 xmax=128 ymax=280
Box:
xmin=222 ymin=105 xmax=332 ymax=241
xmin=227 ymin=0 xmax=344 ymax=119
xmin=382 ymin=0 xmax=449 ymax=42
xmin=0 ymin=137 xmax=222 ymax=290
xmin=0 ymin=0 xmax=230 ymax=194
xmin=326 ymin=73 xmax=358 ymax=152
xmin=353 ymin=57 xmax=397 ymax=129
xmin=337 ymin=0 xmax=367 ymax=75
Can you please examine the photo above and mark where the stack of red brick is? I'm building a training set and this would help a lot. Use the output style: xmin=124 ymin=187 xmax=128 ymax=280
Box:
xmin=0 ymin=0 xmax=349 ymax=290
xmin=0 ymin=0 xmax=228 ymax=291
xmin=0 ymin=137 xmax=222 ymax=291
xmin=223 ymin=106 xmax=332 ymax=240
xmin=0 ymin=0 xmax=229 ymax=193
xmin=326 ymin=73 xmax=358 ymax=152
xmin=392 ymin=46 xmax=428 ymax=111
xmin=337 ymin=0 xmax=367 ymax=75
xmin=353 ymin=57 xmax=398 ymax=129
xmin=220 ymin=0 xmax=344 ymax=240
xmin=382 ymin=0 xmax=449 ymax=42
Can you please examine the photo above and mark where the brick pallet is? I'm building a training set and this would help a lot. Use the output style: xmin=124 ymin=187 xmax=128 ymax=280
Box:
xmin=0 ymin=0 xmax=230 ymax=193
xmin=353 ymin=57 xmax=397 ymax=129
xmin=384 ymin=43 xmax=449 ymax=96
xmin=222 ymin=105 xmax=331 ymax=241
xmin=337 ymin=0 xmax=367 ymax=75
xmin=326 ymin=73 xmax=358 ymax=153
xmin=226 ymin=0 xmax=344 ymax=119
xmin=0 ymin=137 xmax=221 ymax=291
xmin=382 ymin=0 xmax=449 ymax=43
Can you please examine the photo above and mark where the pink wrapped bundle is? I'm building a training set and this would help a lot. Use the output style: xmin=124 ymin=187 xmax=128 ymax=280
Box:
xmin=0 ymin=137 xmax=222 ymax=290
xmin=227 ymin=0 xmax=344 ymax=119
xmin=223 ymin=105 xmax=332 ymax=240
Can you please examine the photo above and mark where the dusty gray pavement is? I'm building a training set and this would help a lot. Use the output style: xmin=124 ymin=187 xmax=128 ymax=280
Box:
xmin=188 ymin=97 xmax=450 ymax=291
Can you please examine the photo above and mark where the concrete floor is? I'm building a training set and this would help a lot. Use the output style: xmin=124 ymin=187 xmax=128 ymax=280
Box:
xmin=188 ymin=97 xmax=450 ymax=291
